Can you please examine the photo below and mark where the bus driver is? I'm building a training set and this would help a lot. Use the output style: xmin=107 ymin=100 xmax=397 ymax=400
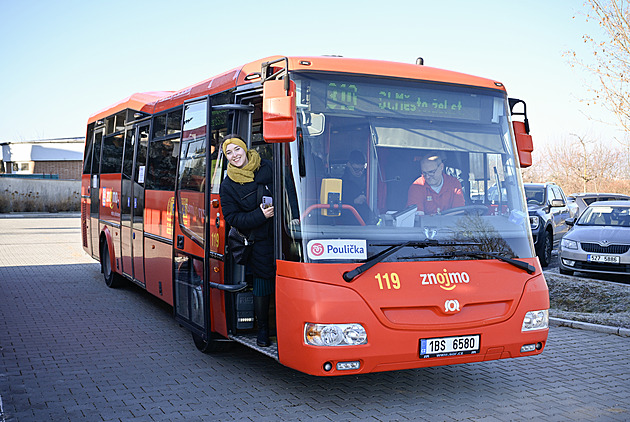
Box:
xmin=407 ymin=152 xmax=465 ymax=215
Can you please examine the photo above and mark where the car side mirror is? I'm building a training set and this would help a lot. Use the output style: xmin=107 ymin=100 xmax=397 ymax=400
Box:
xmin=566 ymin=217 xmax=576 ymax=226
xmin=550 ymin=199 xmax=564 ymax=207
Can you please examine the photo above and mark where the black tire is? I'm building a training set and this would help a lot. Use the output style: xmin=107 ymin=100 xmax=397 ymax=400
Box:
xmin=559 ymin=268 xmax=574 ymax=276
xmin=192 ymin=332 xmax=232 ymax=353
xmin=102 ymin=243 xmax=124 ymax=288
xmin=537 ymin=231 xmax=553 ymax=267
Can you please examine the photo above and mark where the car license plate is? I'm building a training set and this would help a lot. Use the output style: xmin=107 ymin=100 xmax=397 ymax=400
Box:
xmin=587 ymin=254 xmax=620 ymax=264
xmin=419 ymin=335 xmax=480 ymax=358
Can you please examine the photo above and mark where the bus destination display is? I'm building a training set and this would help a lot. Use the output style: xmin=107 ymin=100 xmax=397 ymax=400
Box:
xmin=325 ymin=82 xmax=483 ymax=121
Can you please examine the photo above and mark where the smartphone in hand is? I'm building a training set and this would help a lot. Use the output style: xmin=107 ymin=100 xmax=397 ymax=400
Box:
xmin=262 ymin=196 xmax=273 ymax=209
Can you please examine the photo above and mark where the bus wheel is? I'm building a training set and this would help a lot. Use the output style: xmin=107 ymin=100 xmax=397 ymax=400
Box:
xmin=102 ymin=243 xmax=124 ymax=288
xmin=192 ymin=332 xmax=232 ymax=353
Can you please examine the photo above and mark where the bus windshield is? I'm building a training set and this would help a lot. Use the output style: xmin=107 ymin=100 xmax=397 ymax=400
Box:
xmin=281 ymin=72 xmax=534 ymax=263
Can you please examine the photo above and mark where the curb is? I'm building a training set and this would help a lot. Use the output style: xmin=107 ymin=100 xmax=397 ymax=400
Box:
xmin=0 ymin=212 xmax=80 ymax=219
xmin=550 ymin=317 xmax=630 ymax=337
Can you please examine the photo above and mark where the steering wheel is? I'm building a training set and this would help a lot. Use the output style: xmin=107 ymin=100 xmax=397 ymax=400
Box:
xmin=300 ymin=203 xmax=366 ymax=225
xmin=440 ymin=205 xmax=489 ymax=216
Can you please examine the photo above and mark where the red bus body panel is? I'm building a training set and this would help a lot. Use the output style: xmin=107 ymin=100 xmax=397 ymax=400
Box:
xmin=275 ymin=259 xmax=548 ymax=376
xmin=144 ymin=190 xmax=175 ymax=305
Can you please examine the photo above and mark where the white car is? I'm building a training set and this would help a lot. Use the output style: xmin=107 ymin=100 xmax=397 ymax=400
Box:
xmin=566 ymin=192 xmax=630 ymax=217
xmin=559 ymin=200 xmax=630 ymax=276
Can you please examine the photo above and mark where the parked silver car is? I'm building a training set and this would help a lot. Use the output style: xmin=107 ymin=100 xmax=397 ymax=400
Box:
xmin=559 ymin=200 xmax=630 ymax=276
xmin=566 ymin=192 xmax=630 ymax=217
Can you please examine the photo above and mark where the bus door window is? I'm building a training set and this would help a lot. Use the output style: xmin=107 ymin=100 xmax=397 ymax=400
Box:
xmin=177 ymin=141 xmax=206 ymax=243
xmin=81 ymin=123 xmax=95 ymax=257
xmin=132 ymin=123 xmax=149 ymax=286
xmin=100 ymin=132 xmax=124 ymax=266
xmin=120 ymin=127 xmax=135 ymax=277
xmin=174 ymin=98 xmax=208 ymax=333
xmin=90 ymin=129 xmax=103 ymax=259
xmin=174 ymin=252 xmax=204 ymax=328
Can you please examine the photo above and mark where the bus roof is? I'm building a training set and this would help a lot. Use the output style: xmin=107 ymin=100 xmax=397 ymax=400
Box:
xmin=88 ymin=91 xmax=174 ymax=123
xmin=88 ymin=56 xmax=506 ymax=124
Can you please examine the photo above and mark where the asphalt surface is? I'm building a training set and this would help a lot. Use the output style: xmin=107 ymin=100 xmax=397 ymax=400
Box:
xmin=1 ymin=215 xmax=629 ymax=421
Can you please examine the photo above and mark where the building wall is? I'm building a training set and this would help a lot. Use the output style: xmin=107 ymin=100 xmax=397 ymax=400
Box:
xmin=1 ymin=138 xmax=84 ymax=180
xmin=0 ymin=177 xmax=80 ymax=212
xmin=32 ymin=160 xmax=83 ymax=180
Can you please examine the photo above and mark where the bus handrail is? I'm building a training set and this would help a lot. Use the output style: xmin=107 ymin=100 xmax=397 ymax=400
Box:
xmin=300 ymin=204 xmax=366 ymax=226
xmin=208 ymin=281 xmax=248 ymax=292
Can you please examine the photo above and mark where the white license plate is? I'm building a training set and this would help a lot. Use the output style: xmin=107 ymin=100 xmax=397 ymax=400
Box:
xmin=420 ymin=335 xmax=480 ymax=358
xmin=587 ymin=254 xmax=620 ymax=264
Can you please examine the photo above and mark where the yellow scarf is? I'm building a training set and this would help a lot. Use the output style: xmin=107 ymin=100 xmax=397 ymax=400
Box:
xmin=227 ymin=149 xmax=261 ymax=184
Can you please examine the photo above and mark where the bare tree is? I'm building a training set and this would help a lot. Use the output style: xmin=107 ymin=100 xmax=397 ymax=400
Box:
xmin=568 ymin=0 xmax=630 ymax=131
xmin=521 ymin=135 xmax=628 ymax=195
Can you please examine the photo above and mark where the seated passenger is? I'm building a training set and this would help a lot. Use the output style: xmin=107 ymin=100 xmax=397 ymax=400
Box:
xmin=407 ymin=152 xmax=465 ymax=215
xmin=342 ymin=150 xmax=374 ymax=224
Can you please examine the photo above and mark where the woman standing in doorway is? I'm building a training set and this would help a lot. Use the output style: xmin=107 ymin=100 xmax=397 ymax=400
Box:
xmin=219 ymin=135 xmax=274 ymax=347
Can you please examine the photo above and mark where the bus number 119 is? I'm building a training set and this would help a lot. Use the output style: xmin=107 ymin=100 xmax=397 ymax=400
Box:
xmin=375 ymin=273 xmax=401 ymax=290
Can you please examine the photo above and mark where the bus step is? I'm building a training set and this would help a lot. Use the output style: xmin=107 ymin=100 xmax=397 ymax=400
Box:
xmin=229 ymin=333 xmax=279 ymax=360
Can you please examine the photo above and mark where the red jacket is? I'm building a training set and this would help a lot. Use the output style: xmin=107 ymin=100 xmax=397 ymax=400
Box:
xmin=407 ymin=173 xmax=465 ymax=214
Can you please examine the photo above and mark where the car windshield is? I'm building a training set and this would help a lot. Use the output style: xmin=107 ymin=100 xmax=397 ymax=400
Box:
xmin=578 ymin=205 xmax=630 ymax=227
xmin=525 ymin=186 xmax=544 ymax=205
xmin=278 ymin=72 xmax=534 ymax=263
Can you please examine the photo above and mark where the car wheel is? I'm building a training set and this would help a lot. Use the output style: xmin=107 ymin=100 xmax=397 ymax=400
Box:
xmin=537 ymin=231 xmax=552 ymax=267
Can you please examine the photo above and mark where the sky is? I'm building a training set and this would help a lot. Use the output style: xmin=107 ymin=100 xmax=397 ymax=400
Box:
xmin=0 ymin=0 xmax=623 ymax=152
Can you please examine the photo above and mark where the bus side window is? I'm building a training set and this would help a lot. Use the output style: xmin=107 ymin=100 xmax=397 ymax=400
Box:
xmin=146 ymin=138 xmax=179 ymax=191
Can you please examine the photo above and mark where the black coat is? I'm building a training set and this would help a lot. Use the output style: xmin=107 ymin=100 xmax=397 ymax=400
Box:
xmin=219 ymin=159 xmax=275 ymax=279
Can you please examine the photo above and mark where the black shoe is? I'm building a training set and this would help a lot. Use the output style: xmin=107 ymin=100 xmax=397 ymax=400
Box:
xmin=256 ymin=328 xmax=270 ymax=347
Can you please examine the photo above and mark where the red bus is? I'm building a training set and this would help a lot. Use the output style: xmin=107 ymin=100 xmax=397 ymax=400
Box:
xmin=81 ymin=56 xmax=548 ymax=376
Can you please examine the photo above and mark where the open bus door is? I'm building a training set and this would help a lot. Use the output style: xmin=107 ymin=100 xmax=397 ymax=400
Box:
xmin=173 ymin=97 xmax=212 ymax=347
xmin=89 ymin=128 xmax=104 ymax=259
xmin=173 ymin=97 xmax=247 ymax=352
xmin=120 ymin=122 xmax=149 ymax=284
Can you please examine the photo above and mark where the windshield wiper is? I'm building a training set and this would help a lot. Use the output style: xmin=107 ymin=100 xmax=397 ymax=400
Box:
xmin=430 ymin=250 xmax=536 ymax=274
xmin=342 ymin=240 xmax=480 ymax=282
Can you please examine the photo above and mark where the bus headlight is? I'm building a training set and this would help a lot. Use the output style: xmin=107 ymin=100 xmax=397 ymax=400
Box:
xmin=305 ymin=323 xmax=367 ymax=346
xmin=522 ymin=310 xmax=549 ymax=331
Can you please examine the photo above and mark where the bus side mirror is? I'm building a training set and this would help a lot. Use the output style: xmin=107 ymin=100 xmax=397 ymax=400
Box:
xmin=508 ymin=98 xmax=533 ymax=168
xmin=513 ymin=121 xmax=533 ymax=168
xmin=263 ymin=79 xmax=297 ymax=143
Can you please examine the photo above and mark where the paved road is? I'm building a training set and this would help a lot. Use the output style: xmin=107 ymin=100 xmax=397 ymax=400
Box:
xmin=1 ymin=216 xmax=629 ymax=421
